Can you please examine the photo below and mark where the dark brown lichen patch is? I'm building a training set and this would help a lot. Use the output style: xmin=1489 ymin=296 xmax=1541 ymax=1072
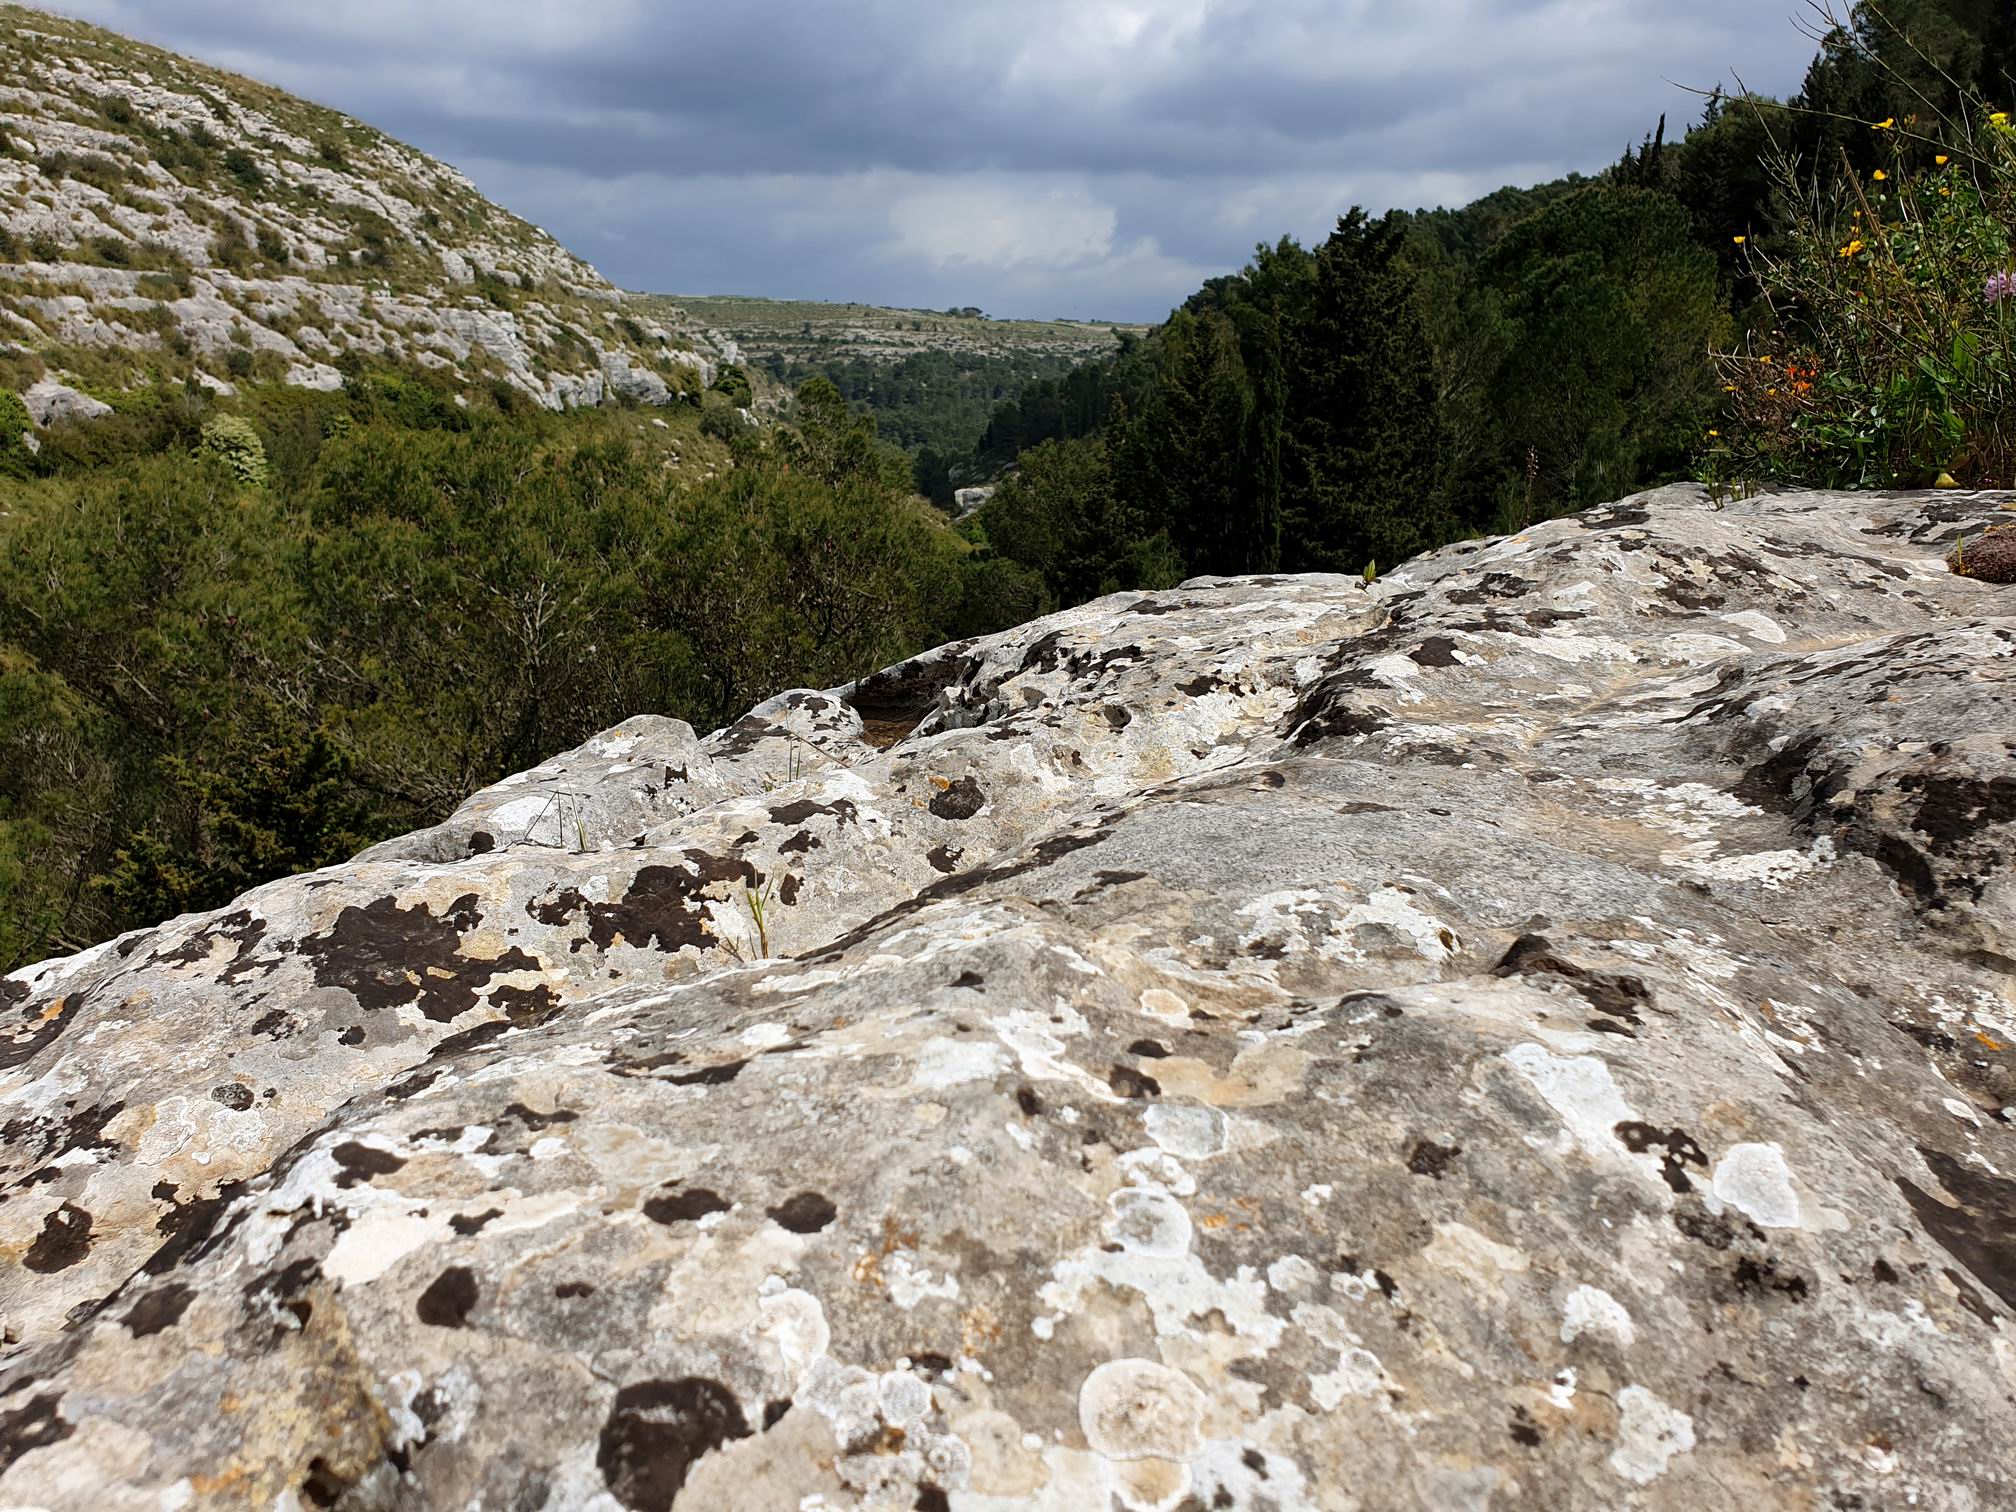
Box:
xmin=0 ymin=1393 xmax=73 ymax=1473
xmin=301 ymin=893 xmax=540 ymax=1021
xmin=1616 ymin=1123 xmax=1709 ymax=1193
xmin=528 ymin=852 xmax=757 ymax=955
xmin=491 ymin=982 xmax=563 ymax=1028
xmin=2 ymin=1097 xmax=125 ymax=1170
xmin=928 ymin=776 xmax=987 ymax=821
xmin=122 ymin=1282 xmax=195 ymax=1337
xmin=1406 ymin=1141 xmax=1463 ymax=1179
xmin=1728 ymin=1254 xmax=1814 ymax=1304
xmin=2 ymin=984 xmax=76 ymax=1073
xmin=330 ymin=1142 xmax=406 ymax=1188
xmin=24 ymin=1202 xmax=93 ymax=1272
xmin=154 ymin=909 xmax=276 ymax=986
xmin=1901 ymin=772 xmax=2016 ymax=855
xmin=210 ymin=1082 xmax=255 ymax=1111
xmin=1493 ymin=934 xmax=1651 ymax=1022
xmin=644 ymin=1187 xmax=731 ymax=1224
xmin=1898 ymin=1148 xmax=2016 ymax=1313
xmin=1108 ymin=1064 xmax=1161 ymax=1099
xmin=769 ymin=796 xmax=860 ymax=829
xmin=502 ymin=1102 xmax=578 ymax=1131
xmin=597 ymin=1378 xmax=752 ymax=1511
xmin=661 ymin=1058 xmax=748 ymax=1087
xmin=416 ymin=1266 xmax=479 ymax=1328
xmin=767 ymin=1191 xmax=837 ymax=1234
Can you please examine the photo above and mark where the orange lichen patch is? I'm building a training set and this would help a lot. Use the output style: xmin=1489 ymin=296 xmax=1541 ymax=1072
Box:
xmin=960 ymin=1304 xmax=1003 ymax=1355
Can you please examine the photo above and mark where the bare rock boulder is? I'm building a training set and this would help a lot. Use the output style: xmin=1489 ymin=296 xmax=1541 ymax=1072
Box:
xmin=22 ymin=377 xmax=112 ymax=427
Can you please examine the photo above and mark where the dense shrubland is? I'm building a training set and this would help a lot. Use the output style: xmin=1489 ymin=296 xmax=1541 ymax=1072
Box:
xmin=0 ymin=371 xmax=1010 ymax=968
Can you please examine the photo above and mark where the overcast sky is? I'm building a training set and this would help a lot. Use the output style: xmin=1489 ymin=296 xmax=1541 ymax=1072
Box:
xmin=50 ymin=1 xmax=1820 ymax=321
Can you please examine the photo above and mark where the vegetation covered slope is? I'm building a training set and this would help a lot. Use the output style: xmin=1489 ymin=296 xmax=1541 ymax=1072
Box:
xmin=0 ymin=3 xmax=728 ymax=408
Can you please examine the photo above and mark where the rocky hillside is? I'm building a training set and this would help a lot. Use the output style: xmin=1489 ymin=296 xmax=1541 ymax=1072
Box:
xmin=0 ymin=5 xmax=726 ymax=410
xmin=656 ymin=294 xmax=1143 ymax=371
xmin=2 ymin=486 xmax=2014 ymax=1509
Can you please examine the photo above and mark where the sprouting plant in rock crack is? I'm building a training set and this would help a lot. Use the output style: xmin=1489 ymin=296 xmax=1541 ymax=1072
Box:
xmin=737 ymin=871 xmax=780 ymax=960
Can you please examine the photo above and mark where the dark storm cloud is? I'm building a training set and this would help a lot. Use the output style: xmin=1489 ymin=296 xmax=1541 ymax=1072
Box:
xmin=45 ymin=1 xmax=1820 ymax=319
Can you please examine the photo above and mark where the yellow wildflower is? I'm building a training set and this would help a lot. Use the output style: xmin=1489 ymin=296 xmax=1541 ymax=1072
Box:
xmin=1838 ymin=239 xmax=1864 ymax=257
xmin=1936 ymin=154 xmax=1949 ymax=165
xmin=1993 ymin=111 xmax=2010 ymax=127
xmin=1873 ymin=169 xmax=1888 ymax=181
xmin=1875 ymin=117 xmax=1895 ymax=129
xmin=1733 ymin=234 xmax=1747 ymax=245
xmin=1706 ymin=429 xmax=1719 ymax=438
xmin=1940 ymin=187 xmax=1951 ymax=197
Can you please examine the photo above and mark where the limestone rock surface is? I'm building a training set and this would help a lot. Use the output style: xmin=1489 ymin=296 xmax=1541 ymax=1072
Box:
xmin=3 ymin=487 xmax=2015 ymax=1511
xmin=21 ymin=376 xmax=111 ymax=426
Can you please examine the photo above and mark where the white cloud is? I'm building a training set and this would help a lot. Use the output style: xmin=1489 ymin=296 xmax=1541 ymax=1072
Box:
xmin=888 ymin=181 xmax=1117 ymax=270
xmin=36 ymin=0 xmax=1826 ymax=319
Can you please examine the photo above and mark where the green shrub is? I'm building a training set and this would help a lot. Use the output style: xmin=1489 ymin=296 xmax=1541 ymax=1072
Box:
xmin=222 ymin=147 xmax=263 ymax=188
xmin=1709 ymin=108 xmax=2016 ymax=489
xmin=26 ymin=230 xmax=63 ymax=262
xmin=710 ymin=364 xmax=754 ymax=407
xmin=699 ymin=393 xmax=744 ymax=441
xmin=200 ymin=414 xmax=267 ymax=485
xmin=255 ymin=224 xmax=290 ymax=264
xmin=0 ymin=389 xmax=31 ymax=479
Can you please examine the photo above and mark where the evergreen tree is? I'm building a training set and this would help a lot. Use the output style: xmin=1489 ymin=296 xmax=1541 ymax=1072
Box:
xmin=1281 ymin=209 xmax=1450 ymax=573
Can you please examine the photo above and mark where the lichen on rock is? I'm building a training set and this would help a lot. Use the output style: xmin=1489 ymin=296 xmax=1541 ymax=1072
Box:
xmin=2 ymin=484 xmax=2014 ymax=1509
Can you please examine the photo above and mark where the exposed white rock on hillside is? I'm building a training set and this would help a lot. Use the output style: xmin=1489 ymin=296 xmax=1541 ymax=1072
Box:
xmin=2 ymin=487 xmax=2014 ymax=1509
xmin=0 ymin=5 xmax=722 ymax=408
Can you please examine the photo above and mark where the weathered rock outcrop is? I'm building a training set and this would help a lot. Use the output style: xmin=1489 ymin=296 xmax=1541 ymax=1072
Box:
xmin=2 ymin=487 xmax=2013 ymax=1510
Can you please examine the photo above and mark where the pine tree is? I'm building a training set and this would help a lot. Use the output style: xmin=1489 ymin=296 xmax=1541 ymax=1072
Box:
xmin=1281 ymin=209 xmax=1450 ymax=574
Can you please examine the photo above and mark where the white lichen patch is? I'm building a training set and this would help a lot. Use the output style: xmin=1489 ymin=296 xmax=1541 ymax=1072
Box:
xmin=1609 ymin=1385 xmax=1696 ymax=1484
xmin=1079 ymin=1360 xmax=1206 ymax=1462
xmin=1502 ymin=1043 xmax=1638 ymax=1156
xmin=1560 ymin=1284 xmax=1636 ymax=1346
xmin=1709 ymin=1142 xmax=1805 ymax=1229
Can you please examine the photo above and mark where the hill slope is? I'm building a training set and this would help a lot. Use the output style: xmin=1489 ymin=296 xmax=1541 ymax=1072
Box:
xmin=3 ymin=485 xmax=2013 ymax=1507
xmin=0 ymin=4 xmax=726 ymax=408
